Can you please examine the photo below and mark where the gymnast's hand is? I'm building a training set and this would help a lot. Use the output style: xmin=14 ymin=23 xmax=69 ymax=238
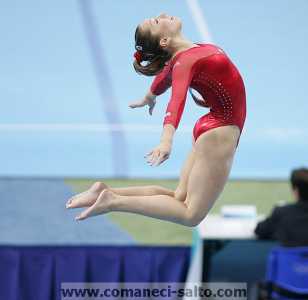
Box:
xmin=129 ymin=91 xmax=157 ymax=115
xmin=145 ymin=141 xmax=171 ymax=166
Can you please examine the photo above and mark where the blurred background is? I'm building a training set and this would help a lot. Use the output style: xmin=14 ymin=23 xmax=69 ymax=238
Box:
xmin=1 ymin=0 xmax=307 ymax=243
xmin=1 ymin=0 xmax=307 ymax=178
xmin=1 ymin=1 xmax=308 ymax=299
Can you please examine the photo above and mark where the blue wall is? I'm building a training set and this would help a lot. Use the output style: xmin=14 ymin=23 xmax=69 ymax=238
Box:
xmin=1 ymin=0 xmax=307 ymax=178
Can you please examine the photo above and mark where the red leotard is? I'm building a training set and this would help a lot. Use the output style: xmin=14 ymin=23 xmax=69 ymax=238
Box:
xmin=150 ymin=43 xmax=246 ymax=145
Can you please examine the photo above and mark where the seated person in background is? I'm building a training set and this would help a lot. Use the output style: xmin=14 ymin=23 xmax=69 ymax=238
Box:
xmin=255 ymin=168 xmax=308 ymax=247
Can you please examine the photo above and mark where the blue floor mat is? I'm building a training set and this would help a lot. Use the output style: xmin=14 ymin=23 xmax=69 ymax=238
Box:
xmin=0 ymin=178 xmax=135 ymax=245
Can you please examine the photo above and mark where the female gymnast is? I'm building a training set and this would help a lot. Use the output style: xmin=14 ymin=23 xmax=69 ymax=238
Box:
xmin=66 ymin=13 xmax=246 ymax=227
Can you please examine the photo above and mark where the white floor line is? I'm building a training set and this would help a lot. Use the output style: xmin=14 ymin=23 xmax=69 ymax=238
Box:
xmin=0 ymin=123 xmax=193 ymax=133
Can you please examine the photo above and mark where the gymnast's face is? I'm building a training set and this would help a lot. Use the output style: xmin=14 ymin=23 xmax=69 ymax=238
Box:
xmin=139 ymin=13 xmax=182 ymax=46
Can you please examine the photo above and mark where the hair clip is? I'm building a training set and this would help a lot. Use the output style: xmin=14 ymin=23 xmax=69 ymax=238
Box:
xmin=134 ymin=51 xmax=142 ymax=63
xmin=135 ymin=45 xmax=143 ymax=51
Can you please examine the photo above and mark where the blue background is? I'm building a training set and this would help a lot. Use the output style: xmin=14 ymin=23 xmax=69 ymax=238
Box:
xmin=1 ymin=0 xmax=307 ymax=178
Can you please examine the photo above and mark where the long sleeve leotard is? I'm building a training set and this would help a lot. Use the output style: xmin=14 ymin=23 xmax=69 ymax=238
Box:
xmin=150 ymin=43 xmax=246 ymax=142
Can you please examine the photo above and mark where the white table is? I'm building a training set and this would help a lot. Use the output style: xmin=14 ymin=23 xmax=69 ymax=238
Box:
xmin=199 ymin=215 xmax=265 ymax=280
xmin=197 ymin=215 xmax=264 ymax=240
xmin=185 ymin=215 xmax=265 ymax=285
xmin=184 ymin=214 xmax=273 ymax=300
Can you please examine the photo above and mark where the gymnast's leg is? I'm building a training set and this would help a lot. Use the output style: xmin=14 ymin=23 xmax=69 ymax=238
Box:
xmin=74 ymin=125 xmax=240 ymax=226
xmin=66 ymin=182 xmax=174 ymax=208
xmin=66 ymin=146 xmax=196 ymax=208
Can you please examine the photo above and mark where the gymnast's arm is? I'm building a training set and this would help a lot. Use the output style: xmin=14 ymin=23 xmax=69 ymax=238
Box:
xmin=162 ymin=58 xmax=194 ymax=133
xmin=146 ymin=59 xmax=194 ymax=166
xmin=129 ymin=64 xmax=171 ymax=115
xmin=150 ymin=63 xmax=172 ymax=96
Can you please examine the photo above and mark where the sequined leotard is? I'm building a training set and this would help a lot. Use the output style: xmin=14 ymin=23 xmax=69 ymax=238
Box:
xmin=150 ymin=43 xmax=246 ymax=145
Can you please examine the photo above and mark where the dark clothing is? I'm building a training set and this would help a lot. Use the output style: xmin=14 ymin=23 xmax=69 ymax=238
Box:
xmin=255 ymin=201 xmax=308 ymax=247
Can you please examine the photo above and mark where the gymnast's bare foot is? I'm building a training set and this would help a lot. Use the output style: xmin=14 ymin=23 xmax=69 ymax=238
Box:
xmin=75 ymin=189 xmax=116 ymax=221
xmin=66 ymin=181 xmax=108 ymax=209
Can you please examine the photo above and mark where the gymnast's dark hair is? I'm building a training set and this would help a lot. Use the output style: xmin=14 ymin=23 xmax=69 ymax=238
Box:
xmin=133 ymin=25 xmax=172 ymax=76
xmin=290 ymin=167 xmax=308 ymax=201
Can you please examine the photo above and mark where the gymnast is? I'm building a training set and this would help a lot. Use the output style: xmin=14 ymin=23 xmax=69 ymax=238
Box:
xmin=66 ymin=13 xmax=246 ymax=227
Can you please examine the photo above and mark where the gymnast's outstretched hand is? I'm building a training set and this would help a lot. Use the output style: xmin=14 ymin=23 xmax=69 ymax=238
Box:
xmin=145 ymin=141 xmax=171 ymax=166
xmin=129 ymin=91 xmax=157 ymax=115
